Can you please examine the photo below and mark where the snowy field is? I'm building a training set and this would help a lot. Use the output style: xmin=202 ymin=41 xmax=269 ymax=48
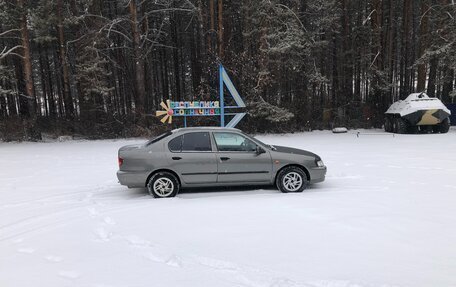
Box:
xmin=1 ymin=129 xmax=456 ymax=287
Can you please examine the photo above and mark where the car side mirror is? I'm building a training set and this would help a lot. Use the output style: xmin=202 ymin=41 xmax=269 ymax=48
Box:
xmin=256 ymin=146 xmax=266 ymax=154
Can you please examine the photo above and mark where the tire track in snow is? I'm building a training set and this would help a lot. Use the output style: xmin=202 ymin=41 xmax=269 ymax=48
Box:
xmin=0 ymin=204 xmax=86 ymax=230
xmin=0 ymin=214 xmax=87 ymax=242
xmin=112 ymin=232 xmax=400 ymax=287
xmin=0 ymin=197 xmax=150 ymax=242
xmin=0 ymin=187 xmax=98 ymax=209
xmin=0 ymin=182 xmax=121 ymax=211
xmin=0 ymin=183 xmax=129 ymax=241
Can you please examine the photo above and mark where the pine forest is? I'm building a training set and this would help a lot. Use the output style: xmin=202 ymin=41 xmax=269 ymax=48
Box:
xmin=0 ymin=0 xmax=455 ymax=140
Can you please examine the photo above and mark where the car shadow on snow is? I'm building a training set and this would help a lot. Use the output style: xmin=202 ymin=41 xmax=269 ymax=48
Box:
xmin=124 ymin=184 xmax=326 ymax=199
xmin=179 ymin=182 xmax=329 ymax=198
xmin=178 ymin=185 xmax=277 ymax=198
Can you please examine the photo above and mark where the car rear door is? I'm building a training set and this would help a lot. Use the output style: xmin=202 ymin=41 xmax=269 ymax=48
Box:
xmin=213 ymin=132 xmax=272 ymax=183
xmin=166 ymin=132 xmax=217 ymax=184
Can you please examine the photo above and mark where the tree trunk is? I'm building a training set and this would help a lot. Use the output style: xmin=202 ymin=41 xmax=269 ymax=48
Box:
xmin=340 ymin=0 xmax=351 ymax=103
xmin=387 ymin=0 xmax=395 ymax=104
xmin=194 ymin=0 xmax=206 ymax=97
xmin=370 ymin=0 xmax=382 ymax=109
xmin=129 ymin=0 xmax=145 ymax=115
xmin=401 ymin=0 xmax=412 ymax=99
xmin=44 ymin=48 xmax=57 ymax=118
xmin=172 ymin=14 xmax=181 ymax=101
xmin=209 ymin=0 xmax=215 ymax=52
xmin=331 ymin=35 xmax=338 ymax=109
xmin=38 ymin=45 xmax=49 ymax=117
xmin=18 ymin=0 xmax=36 ymax=118
xmin=442 ymin=68 xmax=454 ymax=103
xmin=417 ymin=0 xmax=429 ymax=92
xmin=427 ymin=56 xmax=438 ymax=97
xmin=218 ymin=0 xmax=223 ymax=59
xmin=57 ymin=0 xmax=73 ymax=118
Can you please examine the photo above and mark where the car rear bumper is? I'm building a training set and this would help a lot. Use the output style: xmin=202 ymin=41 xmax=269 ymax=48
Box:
xmin=309 ymin=166 xmax=327 ymax=184
xmin=117 ymin=170 xmax=149 ymax=188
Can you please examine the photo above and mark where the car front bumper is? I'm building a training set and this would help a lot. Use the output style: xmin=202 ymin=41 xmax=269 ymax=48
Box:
xmin=309 ymin=166 xmax=327 ymax=184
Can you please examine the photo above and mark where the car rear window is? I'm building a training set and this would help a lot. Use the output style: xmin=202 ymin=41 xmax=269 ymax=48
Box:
xmin=145 ymin=131 xmax=172 ymax=146
xmin=168 ymin=135 xmax=183 ymax=152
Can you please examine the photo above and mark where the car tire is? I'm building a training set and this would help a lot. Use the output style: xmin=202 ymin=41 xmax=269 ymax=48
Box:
xmin=147 ymin=172 xmax=179 ymax=198
xmin=276 ymin=166 xmax=308 ymax=193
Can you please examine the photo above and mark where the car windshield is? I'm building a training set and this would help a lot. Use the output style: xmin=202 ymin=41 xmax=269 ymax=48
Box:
xmin=145 ymin=131 xmax=172 ymax=146
xmin=244 ymin=133 xmax=277 ymax=150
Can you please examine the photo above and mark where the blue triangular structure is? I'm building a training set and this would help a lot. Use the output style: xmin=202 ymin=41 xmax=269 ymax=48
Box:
xmin=225 ymin=113 xmax=247 ymax=128
xmin=219 ymin=65 xmax=246 ymax=127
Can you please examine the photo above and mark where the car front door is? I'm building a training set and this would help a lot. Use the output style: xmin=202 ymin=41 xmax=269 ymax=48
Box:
xmin=166 ymin=132 xmax=217 ymax=184
xmin=213 ymin=132 xmax=272 ymax=183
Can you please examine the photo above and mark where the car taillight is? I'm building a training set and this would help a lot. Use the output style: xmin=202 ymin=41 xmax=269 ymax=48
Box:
xmin=118 ymin=157 xmax=124 ymax=167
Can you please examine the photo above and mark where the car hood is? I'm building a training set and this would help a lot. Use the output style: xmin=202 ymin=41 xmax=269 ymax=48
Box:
xmin=272 ymin=145 xmax=317 ymax=158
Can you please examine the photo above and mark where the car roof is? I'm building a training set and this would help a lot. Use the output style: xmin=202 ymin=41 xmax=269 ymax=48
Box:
xmin=172 ymin=127 xmax=241 ymax=133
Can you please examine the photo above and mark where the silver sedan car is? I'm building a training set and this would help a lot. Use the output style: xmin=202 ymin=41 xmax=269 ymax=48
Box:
xmin=117 ymin=127 xmax=326 ymax=198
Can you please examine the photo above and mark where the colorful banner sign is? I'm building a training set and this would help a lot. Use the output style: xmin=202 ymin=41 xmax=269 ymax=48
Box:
xmin=170 ymin=101 xmax=220 ymax=116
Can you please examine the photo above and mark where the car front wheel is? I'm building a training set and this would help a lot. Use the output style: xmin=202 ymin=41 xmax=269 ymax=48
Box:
xmin=147 ymin=172 xmax=179 ymax=198
xmin=276 ymin=166 xmax=308 ymax=193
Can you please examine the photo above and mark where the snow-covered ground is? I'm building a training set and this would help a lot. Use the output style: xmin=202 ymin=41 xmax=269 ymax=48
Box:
xmin=1 ymin=129 xmax=456 ymax=287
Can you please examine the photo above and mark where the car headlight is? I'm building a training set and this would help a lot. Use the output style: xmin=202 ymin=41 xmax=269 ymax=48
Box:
xmin=315 ymin=156 xmax=324 ymax=167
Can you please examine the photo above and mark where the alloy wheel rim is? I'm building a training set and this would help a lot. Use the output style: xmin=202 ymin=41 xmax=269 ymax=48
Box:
xmin=153 ymin=178 xmax=174 ymax=197
xmin=282 ymin=172 xmax=303 ymax=191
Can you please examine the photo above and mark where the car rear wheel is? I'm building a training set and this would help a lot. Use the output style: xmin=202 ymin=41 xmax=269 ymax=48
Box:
xmin=147 ymin=172 xmax=179 ymax=198
xmin=276 ymin=166 xmax=308 ymax=193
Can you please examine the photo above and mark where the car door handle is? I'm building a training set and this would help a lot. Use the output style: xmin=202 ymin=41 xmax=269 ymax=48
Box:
xmin=172 ymin=157 xmax=182 ymax=160
xmin=220 ymin=157 xmax=230 ymax=161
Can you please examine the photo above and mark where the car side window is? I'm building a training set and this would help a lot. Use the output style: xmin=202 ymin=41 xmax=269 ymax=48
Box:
xmin=213 ymin=132 xmax=257 ymax=152
xmin=181 ymin=132 xmax=212 ymax=152
xmin=168 ymin=135 xmax=183 ymax=152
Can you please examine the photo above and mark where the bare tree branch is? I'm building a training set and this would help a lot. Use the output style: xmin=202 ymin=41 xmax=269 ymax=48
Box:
xmin=0 ymin=29 xmax=21 ymax=37
xmin=370 ymin=50 xmax=381 ymax=68
xmin=363 ymin=9 xmax=376 ymax=25
xmin=0 ymin=45 xmax=24 ymax=61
